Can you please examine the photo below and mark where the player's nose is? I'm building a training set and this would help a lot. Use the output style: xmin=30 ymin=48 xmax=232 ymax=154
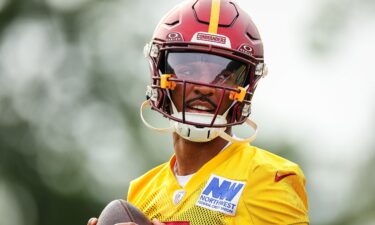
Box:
xmin=193 ymin=83 xmax=215 ymax=96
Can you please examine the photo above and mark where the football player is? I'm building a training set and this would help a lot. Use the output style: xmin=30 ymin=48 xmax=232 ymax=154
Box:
xmin=88 ymin=0 xmax=309 ymax=224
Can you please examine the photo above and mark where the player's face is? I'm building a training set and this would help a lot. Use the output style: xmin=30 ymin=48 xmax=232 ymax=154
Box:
xmin=171 ymin=78 xmax=233 ymax=115
xmin=165 ymin=52 xmax=247 ymax=115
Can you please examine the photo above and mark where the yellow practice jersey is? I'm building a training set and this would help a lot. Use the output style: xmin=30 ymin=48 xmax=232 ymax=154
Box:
xmin=128 ymin=142 xmax=309 ymax=225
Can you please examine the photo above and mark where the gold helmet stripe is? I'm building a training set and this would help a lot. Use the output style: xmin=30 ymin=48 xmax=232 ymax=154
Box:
xmin=208 ymin=0 xmax=221 ymax=34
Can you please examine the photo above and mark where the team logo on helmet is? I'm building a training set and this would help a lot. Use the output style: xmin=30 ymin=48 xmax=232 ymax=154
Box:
xmin=191 ymin=32 xmax=231 ymax=48
xmin=238 ymin=44 xmax=254 ymax=56
xmin=166 ymin=32 xmax=184 ymax=42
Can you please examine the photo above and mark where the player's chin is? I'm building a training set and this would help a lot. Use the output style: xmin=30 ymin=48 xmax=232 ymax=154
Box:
xmin=186 ymin=109 xmax=215 ymax=114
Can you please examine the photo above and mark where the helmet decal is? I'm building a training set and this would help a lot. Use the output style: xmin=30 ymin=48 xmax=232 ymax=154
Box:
xmin=238 ymin=44 xmax=254 ymax=56
xmin=166 ymin=32 xmax=184 ymax=42
xmin=191 ymin=32 xmax=231 ymax=48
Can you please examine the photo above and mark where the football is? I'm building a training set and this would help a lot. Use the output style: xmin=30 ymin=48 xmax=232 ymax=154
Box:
xmin=97 ymin=199 xmax=152 ymax=225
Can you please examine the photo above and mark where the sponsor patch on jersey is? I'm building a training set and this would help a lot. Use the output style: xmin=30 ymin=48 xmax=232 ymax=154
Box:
xmin=191 ymin=32 xmax=231 ymax=48
xmin=196 ymin=174 xmax=245 ymax=216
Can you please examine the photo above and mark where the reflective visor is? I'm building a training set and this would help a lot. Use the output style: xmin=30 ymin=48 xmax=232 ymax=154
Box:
xmin=164 ymin=52 xmax=248 ymax=87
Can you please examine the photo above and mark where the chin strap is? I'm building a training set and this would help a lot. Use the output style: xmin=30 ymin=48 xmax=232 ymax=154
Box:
xmin=140 ymin=100 xmax=258 ymax=143
xmin=140 ymin=100 xmax=174 ymax=133
xmin=219 ymin=118 xmax=257 ymax=143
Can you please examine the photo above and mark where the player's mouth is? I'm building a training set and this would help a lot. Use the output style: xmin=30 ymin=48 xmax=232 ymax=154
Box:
xmin=186 ymin=98 xmax=217 ymax=114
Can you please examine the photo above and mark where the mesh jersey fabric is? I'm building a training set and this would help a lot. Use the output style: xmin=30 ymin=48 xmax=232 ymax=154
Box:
xmin=127 ymin=142 xmax=309 ymax=225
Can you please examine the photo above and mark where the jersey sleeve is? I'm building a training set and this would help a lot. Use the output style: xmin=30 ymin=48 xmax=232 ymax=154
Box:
xmin=244 ymin=163 xmax=309 ymax=224
xmin=127 ymin=170 xmax=158 ymax=204
xmin=127 ymin=179 xmax=139 ymax=204
xmin=127 ymin=162 xmax=169 ymax=204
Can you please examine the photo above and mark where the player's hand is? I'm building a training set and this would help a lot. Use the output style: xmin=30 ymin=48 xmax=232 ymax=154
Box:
xmin=86 ymin=216 xmax=165 ymax=225
xmin=110 ymin=219 xmax=165 ymax=225
xmin=114 ymin=219 xmax=165 ymax=225
xmin=86 ymin=217 xmax=138 ymax=225
xmin=152 ymin=218 xmax=166 ymax=225
xmin=114 ymin=223 xmax=138 ymax=225
xmin=87 ymin=218 xmax=98 ymax=225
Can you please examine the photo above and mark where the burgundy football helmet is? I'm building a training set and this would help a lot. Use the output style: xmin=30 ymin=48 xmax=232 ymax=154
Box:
xmin=141 ymin=0 xmax=267 ymax=143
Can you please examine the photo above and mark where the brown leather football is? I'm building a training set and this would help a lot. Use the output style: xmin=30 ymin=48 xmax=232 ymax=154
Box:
xmin=97 ymin=199 xmax=152 ymax=225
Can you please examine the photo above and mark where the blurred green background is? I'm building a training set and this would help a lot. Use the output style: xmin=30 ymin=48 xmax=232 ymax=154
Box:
xmin=0 ymin=0 xmax=374 ymax=225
